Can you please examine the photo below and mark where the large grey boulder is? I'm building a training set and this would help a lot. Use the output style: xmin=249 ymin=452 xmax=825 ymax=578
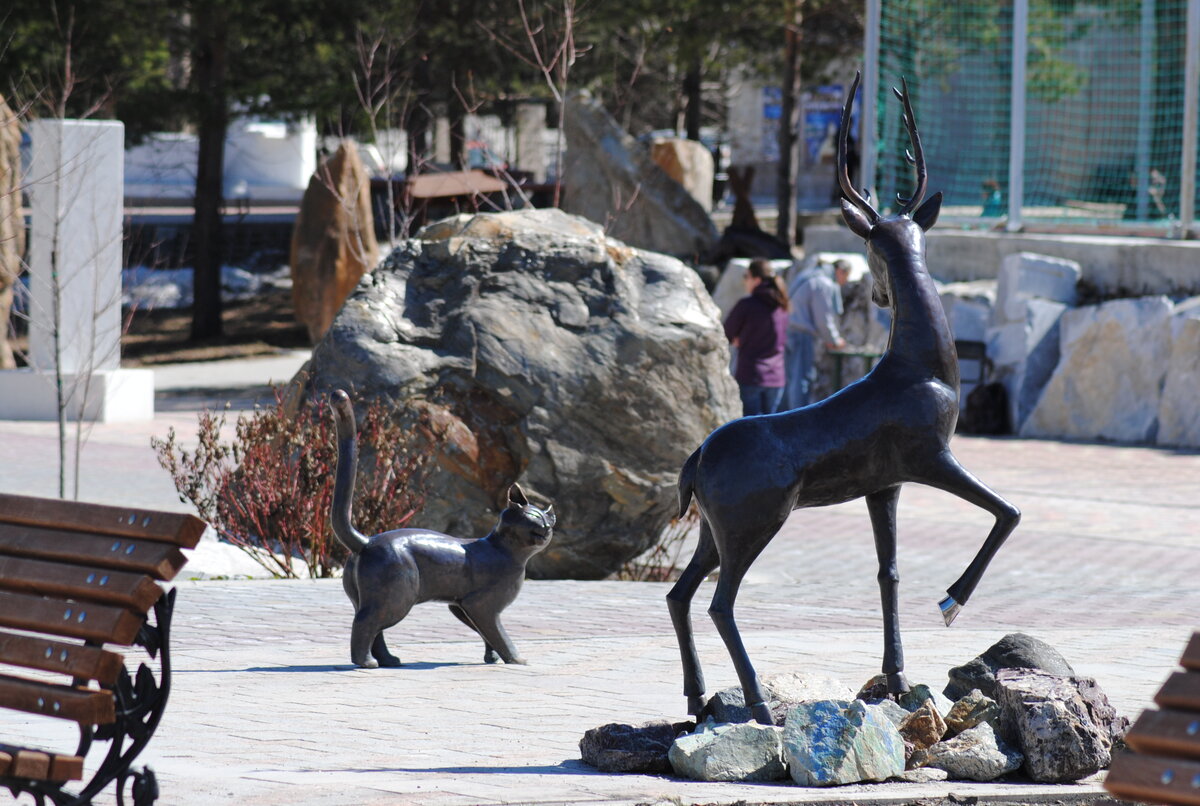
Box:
xmin=300 ymin=208 xmax=739 ymax=578
xmin=945 ymin=633 xmax=1075 ymax=700
xmin=1157 ymin=298 xmax=1200 ymax=448
xmin=993 ymin=668 xmax=1128 ymax=782
xmin=562 ymin=90 xmax=718 ymax=259
xmin=668 ymin=720 xmax=787 ymax=782
xmin=783 ymin=699 xmax=906 ymax=786
xmin=1021 ymin=296 xmax=1173 ymax=443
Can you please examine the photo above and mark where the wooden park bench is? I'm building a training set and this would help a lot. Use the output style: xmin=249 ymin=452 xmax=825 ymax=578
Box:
xmin=0 ymin=492 xmax=204 ymax=805
xmin=1106 ymin=632 xmax=1200 ymax=806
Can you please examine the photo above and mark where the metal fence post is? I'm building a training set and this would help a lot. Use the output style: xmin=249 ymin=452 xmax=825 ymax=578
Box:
xmin=862 ymin=0 xmax=881 ymax=204
xmin=1136 ymin=0 xmax=1155 ymax=221
xmin=1007 ymin=0 xmax=1029 ymax=232
xmin=1179 ymin=0 xmax=1200 ymax=236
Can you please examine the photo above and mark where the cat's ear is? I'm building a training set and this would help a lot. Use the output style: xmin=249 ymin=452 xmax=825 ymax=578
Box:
xmin=544 ymin=504 xmax=555 ymax=526
xmin=508 ymin=484 xmax=528 ymax=507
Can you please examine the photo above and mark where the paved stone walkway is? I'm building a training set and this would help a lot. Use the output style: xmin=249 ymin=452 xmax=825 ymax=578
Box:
xmin=0 ymin=354 xmax=1197 ymax=805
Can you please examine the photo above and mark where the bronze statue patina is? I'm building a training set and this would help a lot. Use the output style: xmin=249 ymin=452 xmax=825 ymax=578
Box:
xmin=666 ymin=74 xmax=1021 ymax=726
xmin=331 ymin=390 xmax=555 ymax=667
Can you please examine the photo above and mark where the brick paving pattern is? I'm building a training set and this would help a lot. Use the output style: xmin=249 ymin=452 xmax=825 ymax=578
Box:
xmin=0 ymin=380 xmax=1197 ymax=804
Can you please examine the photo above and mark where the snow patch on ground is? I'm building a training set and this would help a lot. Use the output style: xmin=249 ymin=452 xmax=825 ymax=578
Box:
xmin=121 ymin=265 xmax=292 ymax=311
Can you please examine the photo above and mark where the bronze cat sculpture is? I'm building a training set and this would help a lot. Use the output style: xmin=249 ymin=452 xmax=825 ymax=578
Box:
xmin=330 ymin=390 xmax=555 ymax=667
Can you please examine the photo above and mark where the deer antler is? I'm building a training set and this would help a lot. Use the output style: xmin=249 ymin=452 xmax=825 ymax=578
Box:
xmin=839 ymin=71 xmax=879 ymax=223
xmin=893 ymin=77 xmax=927 ymax=215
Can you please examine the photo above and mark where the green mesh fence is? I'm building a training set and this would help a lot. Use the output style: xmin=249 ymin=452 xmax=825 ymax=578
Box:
xmin=874 ymin=0 xmax=1196 ymax=229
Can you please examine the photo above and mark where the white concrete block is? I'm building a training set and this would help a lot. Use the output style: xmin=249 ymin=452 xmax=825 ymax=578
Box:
xmin=993 ymin=252 xmax=1082 ymax=325
xmin=27 ymin=119 xmax=124 ymax=374
xmin=0 ymin=368 xmax=154 ymax=422
xmin=1157 ymin=298 xmax=1200 ymax=448
xmin=1021 ymin=297 xmax=1172 ymax=443
xmin=986 ymin=298 xmax=1068 ymax=432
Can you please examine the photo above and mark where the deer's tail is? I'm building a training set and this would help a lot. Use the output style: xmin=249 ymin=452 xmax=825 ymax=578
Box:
xmin=677 ymin=447 xmax=701 ymax=518
xmin=330 ymin=390 xmax=369 ymax=555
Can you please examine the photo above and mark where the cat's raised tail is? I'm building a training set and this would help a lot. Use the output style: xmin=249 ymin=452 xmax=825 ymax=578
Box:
xmin=331 ymin=389 xmax=370 ymax=554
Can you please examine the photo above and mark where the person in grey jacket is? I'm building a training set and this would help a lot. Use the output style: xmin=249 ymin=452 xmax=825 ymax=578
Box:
xmin=784 ymin=259 xmax=849 ymax=409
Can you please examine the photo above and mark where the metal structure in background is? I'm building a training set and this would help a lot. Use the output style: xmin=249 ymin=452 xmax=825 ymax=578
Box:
xmin=862 ymin=0 xmax=1200 ymax=236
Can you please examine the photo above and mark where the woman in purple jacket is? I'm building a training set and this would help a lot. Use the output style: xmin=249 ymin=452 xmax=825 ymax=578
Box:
xmin=724 ymin=258 xmax=792 ymax=416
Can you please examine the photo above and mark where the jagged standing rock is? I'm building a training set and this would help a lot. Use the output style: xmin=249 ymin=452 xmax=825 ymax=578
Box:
xmin=290 ymin=142 xmax=380 ymax=343
xmin=0 ymin=92 xmax=23 ymax=369
xmin=562 ymin=90 xmax=717 ymax=259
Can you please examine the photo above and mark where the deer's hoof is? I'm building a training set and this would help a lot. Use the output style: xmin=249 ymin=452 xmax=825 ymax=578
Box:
xmin=939 ymin=595 xmax=962 ymax=626
xmin=750 ymin=702 xmax=774 ymax=726
xmin=886 ymin=672 xmax=911 ymax=695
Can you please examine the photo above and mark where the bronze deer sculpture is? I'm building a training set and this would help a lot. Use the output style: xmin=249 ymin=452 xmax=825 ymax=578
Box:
xmin=666 ymin=73 xmax=1021 ymax=726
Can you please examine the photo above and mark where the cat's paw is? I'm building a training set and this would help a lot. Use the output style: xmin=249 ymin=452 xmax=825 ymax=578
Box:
xmin=507 ymin=656 xmax=529 ymax=666
xmin=484 ymin=649 xmax=501 ymax=664
xmin=377 ymin=655 xmax=402 ymax=668
xmin=355 ymin=657 xmax=379 ymax=669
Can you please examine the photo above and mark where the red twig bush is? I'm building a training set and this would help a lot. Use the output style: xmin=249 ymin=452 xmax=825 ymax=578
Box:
xmin=152 ymin=390 xmax=435 ymax=578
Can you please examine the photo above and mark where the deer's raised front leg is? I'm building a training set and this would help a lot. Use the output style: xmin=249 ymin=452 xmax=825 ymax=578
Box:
xmin=866 ymin=485 xmax=909 ymax=695
xmin=666 ymin=520 xmax=720 ymax=716
xmin=919 ymin=451 xmax=1021 ymax=625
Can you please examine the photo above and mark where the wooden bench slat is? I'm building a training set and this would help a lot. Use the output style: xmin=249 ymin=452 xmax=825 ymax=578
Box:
xmin=0 ymin=630 xmax=125 ymax=685
xmin=1107 ymin=751 xmax=1200 ymax=806
xmin=0 ymin=555 xmax=162 ymax=612
xmin=0 ymin=524 xmax=187 ymax=581
xmin=0 ymin=745 xmax=83 ymax=783
xmin=0 ymin=590 xmax=143 ymax=645
xmin=0 ymin=493 xmax=205 ymax=548
xmin=1126 ymin=708 xmax=1200 ymax=759
xmin=0 ymin=674 xmax=115 ymax=725
xmin=1157 ymin=672 xmax=1200 ymax=713
xmin=1183 ymin=633 xmax=1200 ymax=672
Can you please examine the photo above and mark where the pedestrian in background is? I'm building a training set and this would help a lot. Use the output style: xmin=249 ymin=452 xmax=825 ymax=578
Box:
xmin=724 ymin=258 xmax=791 ymax=416
xmin=784 ymin=258 xmax=849 ymax=409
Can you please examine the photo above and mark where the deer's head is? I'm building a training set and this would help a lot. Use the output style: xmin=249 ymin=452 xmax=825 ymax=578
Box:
xmin=839 ymin=72 xmax=942 ymax=310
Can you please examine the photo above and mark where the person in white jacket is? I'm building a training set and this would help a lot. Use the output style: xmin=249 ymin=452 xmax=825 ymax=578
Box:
xmin=784 ymin=259 xmax=849 ymax=409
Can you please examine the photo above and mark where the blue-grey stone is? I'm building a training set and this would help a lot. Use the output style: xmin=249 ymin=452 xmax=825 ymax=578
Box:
xmin=925 ymin=722 xmax=1023 ymax=781
xmin=783 ymin=699 xmax=906 ymax=786
xmin=668 ymin=719 xmax=787 ymax=782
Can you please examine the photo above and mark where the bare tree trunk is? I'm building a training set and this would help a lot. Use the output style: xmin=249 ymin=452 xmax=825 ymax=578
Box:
xmin=450 ymin=114 xmax=467 ymax=169
xmin=683 ymin=57 xmax=702 ymax=141
xmin=190 ymin=4 xmax=229 ymax=341
xmin=776 ymin=0 xmax=803 ymax=246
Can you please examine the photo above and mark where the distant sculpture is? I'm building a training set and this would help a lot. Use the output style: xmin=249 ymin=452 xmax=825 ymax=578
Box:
xmin=666 ymin=74 xmax=1021 ymax=725
xmin=331 ymin=390 xmax=555 ymax=667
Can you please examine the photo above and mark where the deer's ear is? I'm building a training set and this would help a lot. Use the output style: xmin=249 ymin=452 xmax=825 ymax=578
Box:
xmin=913 ymin=191 xmax=943 ymax=232
xmin=841 ymin=199 xmax=873 ymax=239
xmin=508 ymin=484 xmax=528 ymax=507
